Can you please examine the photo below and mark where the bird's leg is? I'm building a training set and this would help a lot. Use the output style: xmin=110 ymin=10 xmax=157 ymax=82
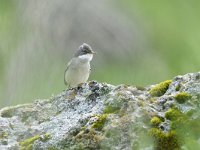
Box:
xmin=77 ymin=83 xmax=84 ymax=88
xmin=65 ymin=85 xmax=75 ymax=92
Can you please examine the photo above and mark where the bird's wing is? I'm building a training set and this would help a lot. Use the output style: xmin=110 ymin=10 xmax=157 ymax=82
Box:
xmin=89 ymin=67 xmax=91 ymax=74
xmin=64 ymin=61 xmax=71 ymax=86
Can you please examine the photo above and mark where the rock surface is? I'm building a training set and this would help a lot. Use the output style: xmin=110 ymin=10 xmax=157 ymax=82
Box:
xmin=0 ymin=72 xmax=200 ymax=150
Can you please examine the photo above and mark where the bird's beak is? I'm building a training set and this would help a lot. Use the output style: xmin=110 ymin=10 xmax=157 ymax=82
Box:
xmin=91 ymin=51 xmax=96 ymax=54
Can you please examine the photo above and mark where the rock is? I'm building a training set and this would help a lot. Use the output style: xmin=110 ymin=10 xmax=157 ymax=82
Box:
xmin=0 ymin=72 xmax=200 ymax=150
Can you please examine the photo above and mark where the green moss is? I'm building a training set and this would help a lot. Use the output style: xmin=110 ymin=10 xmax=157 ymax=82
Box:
xmin=100 ymin=85 xmax=111 ymax=95
xmin=20 ymin=135 xmax=40 ymax=150
xmin=165 ymin=108 xmax=183 ymax=121
xmin=0 ymin=104 xmax=32 ymax=118
xmin=0 ymin=108 xmax=13 ymax=118
xmin=75 ymin=129 xmax=102 ymax=149
xmin=80 ymin=126 xmax=86 ymax=131
xmin=48 ymin=147 xmax=59 ymax=150
xmin=149 ymin=97 xmax=157 ymax=103
xmin=92 ymin=114 xmax=108 ymax=131
xmin=20 ymin=133 xmax=51 ymax=150
xmin=103 ymin=105 xmax=120 ymax=114
xmin=175 ymin=84 xmax=181 ymax=91
xmin=149 ymin=128 xmax=180 ymax=150
xmin=174 ymin=92 xmax=192 ymax=104
xmin=137 ymin=100 xmax=146 ymax=107
xmin=40 ymin=133 xmax=51 ymax=142
xmin=0 ymin=132 xmax=8 ymax=139
xmin=21 ymin=115 xmax=29 ymax=123
xmin=149 ymin=80 xmax=172 ymax=97
xmin=150 ymin=117 xmax=162 ymax=126
xmin=163 ymin=106 xmax=200 ymax=149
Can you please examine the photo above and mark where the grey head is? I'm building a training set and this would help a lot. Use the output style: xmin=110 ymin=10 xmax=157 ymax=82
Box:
xmin=74 ymin=43 xmax=95 ymax=57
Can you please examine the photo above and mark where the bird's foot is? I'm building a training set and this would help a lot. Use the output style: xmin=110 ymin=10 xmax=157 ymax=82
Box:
xmin=77 ymin=83 xmax=85 ymax=90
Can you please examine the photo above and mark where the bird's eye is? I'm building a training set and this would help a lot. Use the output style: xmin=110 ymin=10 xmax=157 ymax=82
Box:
xmin=84 ymin=48 xmax=90 ymax=53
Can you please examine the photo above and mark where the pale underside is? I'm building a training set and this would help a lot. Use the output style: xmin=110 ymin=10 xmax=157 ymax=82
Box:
xmin=64 ymin=54 xmax=93 ymax=88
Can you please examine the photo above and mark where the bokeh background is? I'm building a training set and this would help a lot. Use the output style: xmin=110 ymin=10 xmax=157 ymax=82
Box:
xmin=0 ymin=0 xmax=200 ymax=107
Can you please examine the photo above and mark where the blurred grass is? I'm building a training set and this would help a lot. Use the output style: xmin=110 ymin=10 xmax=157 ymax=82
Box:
xmin=118 ymin=0 xmax=200 ymax=74
xmin=92 ymin=54 xmax=170 ymax=86
xmin=1 ymin=0 xmax=200 ymax=108
xmin=0 ymin=0 xmax=21 ymax=104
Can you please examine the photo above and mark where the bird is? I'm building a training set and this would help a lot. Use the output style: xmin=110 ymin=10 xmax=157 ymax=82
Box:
xmin=64 ymin=43 xmax=95 ymax=88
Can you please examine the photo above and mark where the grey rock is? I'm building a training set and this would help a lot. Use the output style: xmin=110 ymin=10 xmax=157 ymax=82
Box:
xmin=1 ymin=73 xmax=200 ymax=150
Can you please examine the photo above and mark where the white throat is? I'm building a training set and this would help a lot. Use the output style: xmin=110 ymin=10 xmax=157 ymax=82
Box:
xmin=78 ymin=54 xmax=93 ymax=62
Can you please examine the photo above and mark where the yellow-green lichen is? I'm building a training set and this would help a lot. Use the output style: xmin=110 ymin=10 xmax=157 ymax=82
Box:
xmin=174 ymin=92 xmax=192 ymax=104
xmin=20 ymin=135 xmax=40 ymax=150
xmin=92 ymin=114 xmax=108 ymax=131
xmin=165 ymin=108 xmax=183 ymax=121
xmin=20 ymin=133 xmax=51 ymax=150
xmin=103 ymin=105 xmax=120 ymax=114
xmin=150 ymin=80 xmax=172 ymax=97
xmin=150 ymin=117 xmax=162 ymax=127
xmin=149 ymin=128 xmax=180 ymax=150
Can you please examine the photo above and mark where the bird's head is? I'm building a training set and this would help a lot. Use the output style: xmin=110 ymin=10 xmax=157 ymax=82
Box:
xmin=74 ymin=43 xmax=95 ymax=57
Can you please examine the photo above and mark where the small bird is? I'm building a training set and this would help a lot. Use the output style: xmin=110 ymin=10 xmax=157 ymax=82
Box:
xmin=64 ymin=43 xmax=95 ymax=88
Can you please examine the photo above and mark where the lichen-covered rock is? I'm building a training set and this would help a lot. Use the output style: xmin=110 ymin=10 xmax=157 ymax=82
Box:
xmin=0 ymin=73 xmax=200 ymax=150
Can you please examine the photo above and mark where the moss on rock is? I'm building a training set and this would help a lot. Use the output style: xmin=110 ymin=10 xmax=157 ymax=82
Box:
xmin=0 ymin=132 xmax=8 ymax=139
xmin=20 ymin=135 xmax=40 ymax=150
xmin=103 ymin=105 xmax=120 ymax=114
xmin=165 ymin=108 xmax=183 ymax=121
xmin=174 ymin=92 xmax=192 ymax=104
xmin=74 ymin=129 xmax=103 ymax=149
xmin=40 ymin=133 xmax=51 ymax=142
xmin=149 ymin=128 xmax=180 ymax=150
xmin=150 ymin=80 xmax=172 ymax=97
xmin=20 ymin=133 xmax=51 ymax=150
xmin=150 ymin=117 xmax=162 ymax=127
xmin=92 ymin=114 xmax=108 ymax=131
xmin=0 ymin=108 xmax=13 ymax=118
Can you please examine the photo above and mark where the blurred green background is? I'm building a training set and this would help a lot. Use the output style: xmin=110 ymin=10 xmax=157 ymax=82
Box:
xmin=0 ymin=0 xmax=200 ymax=107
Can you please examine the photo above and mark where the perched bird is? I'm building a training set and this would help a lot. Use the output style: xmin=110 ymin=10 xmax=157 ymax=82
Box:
xmin=64 ymin=43 xmax=95 ymax=88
